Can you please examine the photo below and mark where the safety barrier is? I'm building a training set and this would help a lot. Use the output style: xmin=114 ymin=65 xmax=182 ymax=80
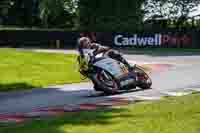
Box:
xmin=0 ymin=30 xmax=199 ymax=48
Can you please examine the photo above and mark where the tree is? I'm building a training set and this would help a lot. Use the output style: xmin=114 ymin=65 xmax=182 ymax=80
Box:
xmin=0 ymin=0 xmax=39 ymax=26
xmin=39 ymin=0 xmax=78 ymax=28
xmin=143 ymin=0 xmax=200 ymax=28
xmin=0 ymin=0 xmax=12 ymax=24
xmin=39 ymin=0 xmax=64 ymax=27
xmin=78 ymin=0 xmax=145 ymax=31
xmin=0 ymin=0 xmax=79 ymax=28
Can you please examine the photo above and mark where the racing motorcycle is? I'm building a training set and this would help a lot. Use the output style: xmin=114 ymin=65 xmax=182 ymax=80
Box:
xmin=77 ymin=50 xmax=152 ymax=94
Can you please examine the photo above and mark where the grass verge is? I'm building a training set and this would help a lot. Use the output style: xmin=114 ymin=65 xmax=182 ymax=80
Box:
xmin=1 ymin=93 xmax=200 ymax=133
xmin=0 ymin=48 xmax=86 ymax=92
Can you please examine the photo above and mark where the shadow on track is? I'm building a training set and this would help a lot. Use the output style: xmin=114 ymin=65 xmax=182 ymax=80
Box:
xmin=85 ymin=88 xmax=152 ymax=98
xmin=0 ymin=82 xmax=38 ymax=92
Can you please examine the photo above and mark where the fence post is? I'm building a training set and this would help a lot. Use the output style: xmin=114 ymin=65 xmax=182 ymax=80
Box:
xmin=56 ymin=40 xmax=60 ymax=49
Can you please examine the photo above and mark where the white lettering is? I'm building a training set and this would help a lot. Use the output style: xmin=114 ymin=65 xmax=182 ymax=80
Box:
xmin=114 ymin=34 xmax=162 ymax=46
xmin=133 ymin=34 xmax=137 ymax=45
xmin=154 ymin=34 xmax=162 ymax=46
xmin=137 ymin=38 xmax=148 ymax=46
xmin=114 ymin=35 xmax=123 ymax=46
xmin=122 ymin=37 xmax=129 ymax=45
xmin=158 ymin=34 xmax=162 ymax=45
xmin=148 ymin=37 xmax=154 ymax=45
xmin=129 ymin=35 xmax=137 ymax=46
xmin=155 ymin=34 xmax=157 ymax=45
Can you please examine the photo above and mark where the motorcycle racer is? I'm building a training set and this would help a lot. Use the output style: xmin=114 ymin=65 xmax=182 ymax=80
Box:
xmin=77 ymin=37 xmax=133 ymax=76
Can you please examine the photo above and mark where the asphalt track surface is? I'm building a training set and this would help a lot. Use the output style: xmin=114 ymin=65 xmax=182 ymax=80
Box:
xmin=0 ymin=49 xmax=200 ymax=116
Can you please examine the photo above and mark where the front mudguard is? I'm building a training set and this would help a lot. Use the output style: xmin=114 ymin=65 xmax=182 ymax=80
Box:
xmin=134 ymin=66 xmax=152 ymax=89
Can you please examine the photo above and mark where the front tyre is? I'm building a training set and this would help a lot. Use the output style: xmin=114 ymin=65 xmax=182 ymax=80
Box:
xmin=95 ymin=70 xmax=120 ymax=94
xmin=134 ymin=65 xmax=152 ymax=90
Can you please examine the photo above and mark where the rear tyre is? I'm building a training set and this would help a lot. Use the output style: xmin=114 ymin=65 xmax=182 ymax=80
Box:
xmin=93 ymin=83 xmax=102 ymax=91
xmin=95 ymin=70 xmax=120 ymax=94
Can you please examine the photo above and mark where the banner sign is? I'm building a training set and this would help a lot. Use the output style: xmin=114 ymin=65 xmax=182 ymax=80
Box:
xmin=114 ymin=34 xmax=161 ymax=46
xmin=0 ymin=30 xmax=197 ymax=48
xmin=161 ymin=34 xmax=192 ymax=47
xmin=113 ymin=33 xmax=192 ymax=47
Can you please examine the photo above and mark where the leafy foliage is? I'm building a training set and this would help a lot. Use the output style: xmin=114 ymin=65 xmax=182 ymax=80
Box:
xmin=78 ymin=0 xmax=145 ymax=31
xmin=1 ymin=0 xmax=200 ymax=30
xmin=39 ymin=0 xmax=78 ymax=28
xmin=143 ymin=0 xmax=200 ymax=20
xmin=143 ymin=0 xmax=200 ymax=29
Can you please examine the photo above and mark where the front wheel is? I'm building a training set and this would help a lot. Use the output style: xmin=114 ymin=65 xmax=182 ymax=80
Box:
xmin=95 ymin=70 xmax=120 ymax=94
xmin=134 ymin=65 xmax=152 ymax=90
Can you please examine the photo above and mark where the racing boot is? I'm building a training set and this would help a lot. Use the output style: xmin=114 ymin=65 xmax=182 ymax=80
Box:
xmin=118 ymin=56 xmax=134 ymax=72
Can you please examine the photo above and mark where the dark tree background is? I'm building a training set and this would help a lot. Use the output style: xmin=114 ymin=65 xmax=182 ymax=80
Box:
xmin=78 ymin=0 xmax=145 ymax=31
xmin=0 ymin=0 xmax=199 ymax=30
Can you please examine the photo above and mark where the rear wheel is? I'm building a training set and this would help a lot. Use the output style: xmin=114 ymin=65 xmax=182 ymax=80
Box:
xmin=95 ymin=70 xmax=120 ymax=94
xmin=93 ymin=83 xmax=102 ymax=91
xmin=134 ymin=65 xmax=152 ymax=89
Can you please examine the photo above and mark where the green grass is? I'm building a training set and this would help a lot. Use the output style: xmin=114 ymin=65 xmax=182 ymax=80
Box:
xmin=1 ymin=93 xmax=200 ymax=133
xmin=0 ymin=48 xmax=86 ymax=92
